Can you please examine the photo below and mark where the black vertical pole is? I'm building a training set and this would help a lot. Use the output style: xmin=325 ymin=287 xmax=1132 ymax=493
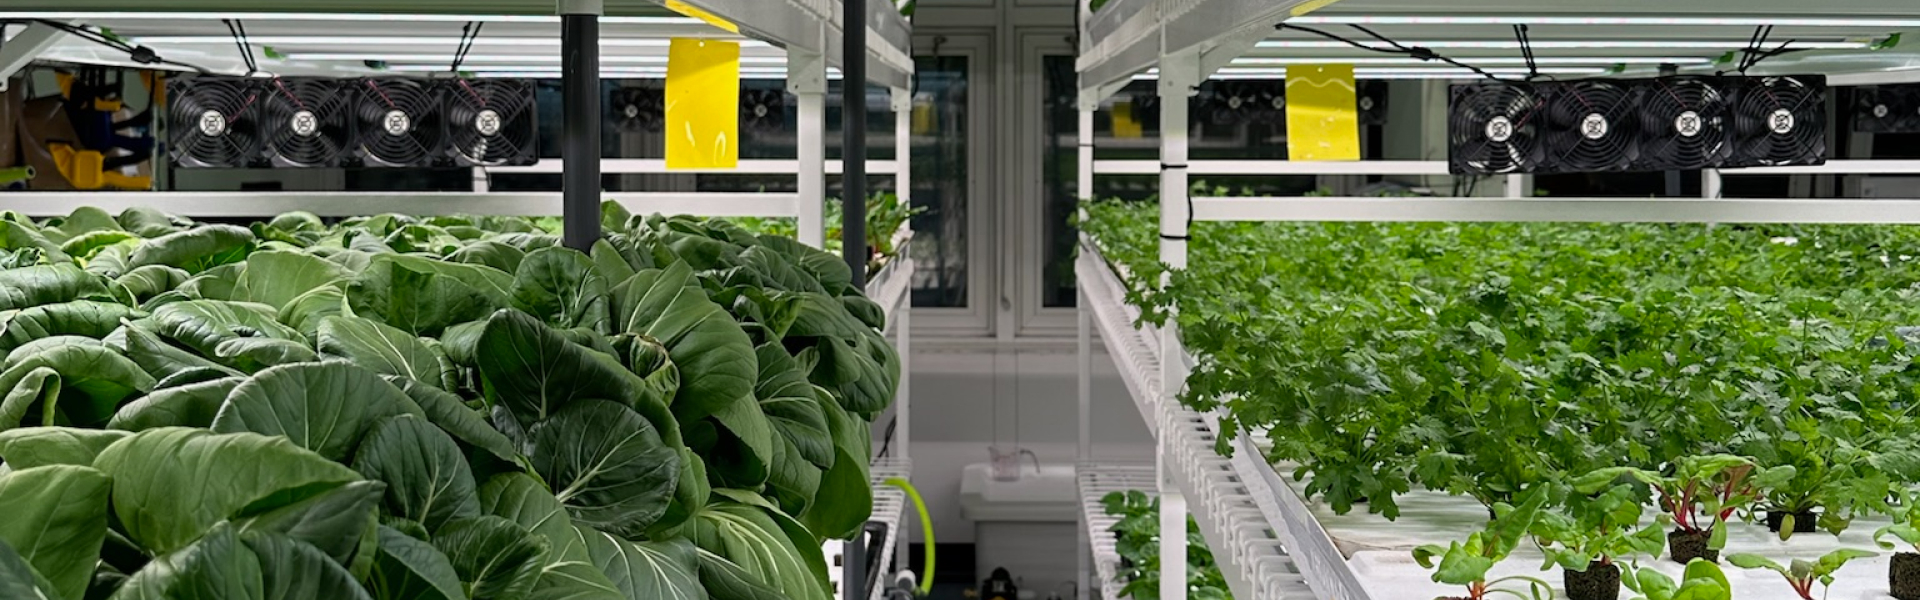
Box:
xmin=561 ymin=1 xmax=601 ymax=252
xmin=843 ymin=531 xmax=868 ymax=600
xmin=843 ymin=0 xmax=869 ymax=287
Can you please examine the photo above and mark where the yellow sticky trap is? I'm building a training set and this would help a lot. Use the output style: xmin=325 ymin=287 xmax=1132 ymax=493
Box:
xmin=1111 ymin=100 xmax=1143 ymax=138
xmin=664 ymin=0 xmax=740 ymax=33
xmin=666 ymin=38 xmax=741 ymax=170
xmin=1285 ymin=64 xmax=1360 ymax=161
xmin=1289 ymin=0 xmax=1345 ymax=17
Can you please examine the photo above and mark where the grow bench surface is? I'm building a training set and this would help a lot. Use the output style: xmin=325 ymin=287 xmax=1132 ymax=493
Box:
xmin=1261 ymin=463 xmax=1904 ymax=600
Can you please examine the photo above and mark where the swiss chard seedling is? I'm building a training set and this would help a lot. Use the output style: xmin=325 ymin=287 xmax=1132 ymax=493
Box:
xmin=1414 ymin=488 xmax=1553 ymax=600
xmin=1727 ymin=549 xmax=1877 ymax=600
xmin=1622 ymin=560 xmax=1732 ymax=600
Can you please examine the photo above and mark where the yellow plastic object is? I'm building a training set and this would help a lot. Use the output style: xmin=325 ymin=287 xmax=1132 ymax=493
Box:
xmin=49 ymin=144 xmax=151 ymax=190
xmin=1285 ymin=64 xmax=1361 ymax=161
xmin=1111 ymin=100 xmax=1143 ymax=138
xmin=665 ymin=38 xmax=741 ymax=170
xmin=665 ymin=0 xmax=740 ymax=33
xmin=912 ymin=99 xmax=935 ymax=135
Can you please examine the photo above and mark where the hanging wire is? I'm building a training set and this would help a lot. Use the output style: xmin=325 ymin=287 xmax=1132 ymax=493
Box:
xmin=1513 ymin=24 xmax=1540 ymax=81
xmin=450 ymin=21 xmax=485 ymax=73
xmin=1274 ymin=22 xmax=1507 ymax=82
xmin=221 ymin=19 xmax=258 ymax=75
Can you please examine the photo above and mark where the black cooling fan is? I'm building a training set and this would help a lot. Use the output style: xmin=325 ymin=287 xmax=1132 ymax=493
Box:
xmin=1358 ymin=80 xmax=1389 ymax=126
xmin=1541 ymin=80 xmax=1636 ymax=173
xmin=260 ymin=77 xmax=353 ymax=168
xmin=442 ymin=78 xmax=538 ymax=167
xmin=1202 ymin=81 xmax=1282 ymax=125
xmin=1853 ymin=84 xmax=1920 ymax=133
xmin=1632 ymin=76 xmax=1731 ymax=171
xmin=1448 ymin=82 xmax=1544 ymax=175
xmin=167 ymin=76 xmax=264 ymax=168
xmin=1725 ymin=75 xmax=1827 ymax=168
xmin=354 ymin=78 xmax=443 ymax=167
xmin=610 ymin=86 xmax=664 ymax=133
xmin=740 ymin=88 xmax=788 ymax=133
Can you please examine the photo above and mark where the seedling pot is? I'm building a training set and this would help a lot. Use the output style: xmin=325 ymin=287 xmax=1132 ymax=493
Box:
xmin=1668 ymin=529 xmax=1717 ymax=564
xmin=1564 ymin=561 xmax=1620 ymax=600
xmin=1764 ymin=510 xmax=1817 ymax=533
xmin=1893 ymin=552 xmax=1920 ymax=600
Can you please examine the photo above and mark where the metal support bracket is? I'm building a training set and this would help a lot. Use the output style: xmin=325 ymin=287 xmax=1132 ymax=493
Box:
xmin=792 ymin=49 xmax=829 ymax=249
xmin=0 ymin=22 xmax=69 ymax=91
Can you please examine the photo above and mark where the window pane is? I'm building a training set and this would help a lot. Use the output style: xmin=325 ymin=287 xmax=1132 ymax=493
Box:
xmin=1042 ymin=55 xmax=1078 ymax=308
xmin=911 ymin=55 xmax=970 ymax=309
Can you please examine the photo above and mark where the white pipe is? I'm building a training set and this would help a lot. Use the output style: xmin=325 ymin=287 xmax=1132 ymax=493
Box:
xmin=1157 ymin=54 xmax=1195 ymax=600
xmin=1076 ymin=106 xmax=1096 ymax=600
xmin=1505 ymin=173 xmax=1532 ymax=199
xmin=1703 ymin=169 xmax=1723 ymax=199
xmin=796 ymin=96 xmax=827 ymax=248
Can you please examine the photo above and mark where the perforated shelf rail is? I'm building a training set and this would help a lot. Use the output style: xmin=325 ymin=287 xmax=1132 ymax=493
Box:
xmin=1076 ymin=239 xmax=1314 ymax=600
xmin=1078 ymin=465 xmax=1159 ymax=600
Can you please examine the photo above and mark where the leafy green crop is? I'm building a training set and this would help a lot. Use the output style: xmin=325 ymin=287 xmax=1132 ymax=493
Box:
xmin=1101 ymin=490 xmax=1231 ymax=600
xmin=1082 ymin=199 xmax=1920 ymax=521
xmin=0 ymin=203 xmax=900 ymax=600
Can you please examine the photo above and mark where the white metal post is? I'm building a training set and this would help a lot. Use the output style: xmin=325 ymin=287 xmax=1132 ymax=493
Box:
xmin=1505 ymin=173 xmax=1532 ymax=199
xmin=0 ymin=22 xmax=67 ymax=91
xmin=1075 ymin=101 xmax=1096 ymax=600
xmin=1157 ymin=52 xmax=1197 ymax=600
xmin=1703 ymin=169 xmax=1723 ymax=199
xmin=890 ymin=87 xmax=913 ymax=468
xmin=791 ymin=50 xmax=829 ymax=248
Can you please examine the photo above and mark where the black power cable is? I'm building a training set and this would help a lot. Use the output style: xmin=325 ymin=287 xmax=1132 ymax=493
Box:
xmin=221 ymin=19 xmax=258 ymax=75
xmin=450 ymin=21 xmax=484 ymax=73
xmin=6 ymin=19 xmax=211 ymax=74
xmin=1275 ymin=22 xmax=1507 ymax=82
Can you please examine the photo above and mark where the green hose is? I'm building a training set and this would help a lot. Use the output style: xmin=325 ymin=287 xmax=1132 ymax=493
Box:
xmin=883 ymin=477 xmax=934 ymax=596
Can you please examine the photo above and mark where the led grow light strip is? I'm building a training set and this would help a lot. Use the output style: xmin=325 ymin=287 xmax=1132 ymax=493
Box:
xmin=1290 ymin=15 xmax=1920 ymax=28
xmin=1256 ymin=39 xmax=1870 ymax=50
xmin=0 ymin=12 xmax=702 ymax=24
xmin=293 ymin=53 xmax=788 ymax=65
xmin=133 ymin=36 xmax=776 ymax=49
xmin=1231 ymin=56 xmax=1713 ymax=66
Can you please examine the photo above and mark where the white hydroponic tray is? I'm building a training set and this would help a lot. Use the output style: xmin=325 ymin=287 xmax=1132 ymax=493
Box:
xmin=1079 ymin=465 xmax=1160 ymax=600
xmin=1266 ymin=460 xmax=1904 ymax=600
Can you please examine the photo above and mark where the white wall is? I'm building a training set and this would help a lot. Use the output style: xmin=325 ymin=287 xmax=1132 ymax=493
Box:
xmin=897 ymin=341 xmax=1155 ymax=545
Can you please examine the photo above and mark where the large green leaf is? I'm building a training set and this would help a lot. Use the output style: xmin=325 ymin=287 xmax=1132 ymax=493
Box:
xmin=212 ymin=362 xmax=423 ymax=462
xmin=392 ymin=377 xmax=522 ymax=465
xmin=106 ymin=376 xmax=236 ymax=433
xmin=0 ymin=264 xmax=110 ymax=311
xmin=610 ymin=262 xmax=757 ymax=423
xmin=0 ymin=464 xmax=112 ymax=600
xmin=0 ymin=368 xmax=58 ymax=432
xmin=353 ymin=414 xmax=482 ymax=533
xmin=435 ymin=515 xmax=549 ymax=600
xmin=526 ymin=399 xmax=680 ymax=537
xmin=368 ymin=525 xmax=467 ymax=600
xmin=581 ymin=529 xmax=709 ymax=600
xmin=117 ymin=206 xmax=183 ymax=238
xmin=109 ymin=524 xmax=264 ymax=600
xmin=687 ymin=501 xmax=831 ymax=600
xmin=230 ymin=250 xmax=349 ymax=310
xmin=0 ymin=221 xmax=69 ymax=264
xmin=756 ymin=235 xmax=851 ymax=296
xmin=0 ymin=427 xmax=129 ymax=469
xmin=148 ymin=300 xmax=306 ymax=359
xmin=113 ymin=323 xmax=242 ymax=384
xmin=0 ymin=300 xmax=143 ymax=357
xmin=318 ymin=316 xmax=458 ymax=390
xmin=755 ymin=345 xmax=832 ymax=468
xmin=116 ymin=265 xmax=190 ymax=303
xmin=348 ymin=255 xmax=503 ymax=337
xmin=808 ymin=329 xmax=899 ymax=417
xmin=696 ymin=548 xmax=786 ymax=600
xmin=174 ymin=262 xmax=244 ymax=301
xmin=127 ymin=224 xmax=255 ymax=274
xmin=279 ymin=285 xmax=348 ymax=338
xmin=0 ymin=345 xmax=156 ymax=429
xmin=513 ymin=247 xmax=613 ymax=334
xmin=651 ymin=447 xmax=709 ymax=539
xmin=85 ymin=243 xmax=133 ymax=279
xmin=475 ymin=310 xmax=642 ymax=426
xmin=214 ymin=337 xmax=319 ymax=372
xmin=93 ymin=427 xmax=362 ymax=554
xmin=478 ymin=474 xmax=626 ymax=600
xmin=239 ymin=530 xmax=375 ymax=600
xmin=448 ymin=241 xmax=528 ymax=274
xmin=60 ymin=230 xmax=140 ymax=259
xmin=231 ymin=480 xmax=384 ymax=572
xmin=0 ymin=539 xmax=59 ymax=600
xmin=798 ymin=396 xmax=872 ymax=540
xmin=704 ymin=395 xmax=775 ymax=489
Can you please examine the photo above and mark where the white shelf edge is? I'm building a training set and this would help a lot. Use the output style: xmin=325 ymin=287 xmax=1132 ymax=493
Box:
xmin=1190 ymin=196 xmax=1920 ymax=224
xmin=1 ymin=191 xmax=801 ymax=219
xmin=865 ymin=230 xmax=914 ymax=334
xmin=489 ymin=159 xmax=901 ymax=175
xmin=1078 ymin=464 xmax=1161 ymax=600
xmin=1077 ymin=239 xmax=1314 ymax=600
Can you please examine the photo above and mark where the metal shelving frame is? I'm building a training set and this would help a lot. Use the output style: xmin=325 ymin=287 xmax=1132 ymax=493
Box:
xmin=2 ymin=3 xmax=916 ymax=598
xmin=1073 ymin=3 xmax=1920 ymax=600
